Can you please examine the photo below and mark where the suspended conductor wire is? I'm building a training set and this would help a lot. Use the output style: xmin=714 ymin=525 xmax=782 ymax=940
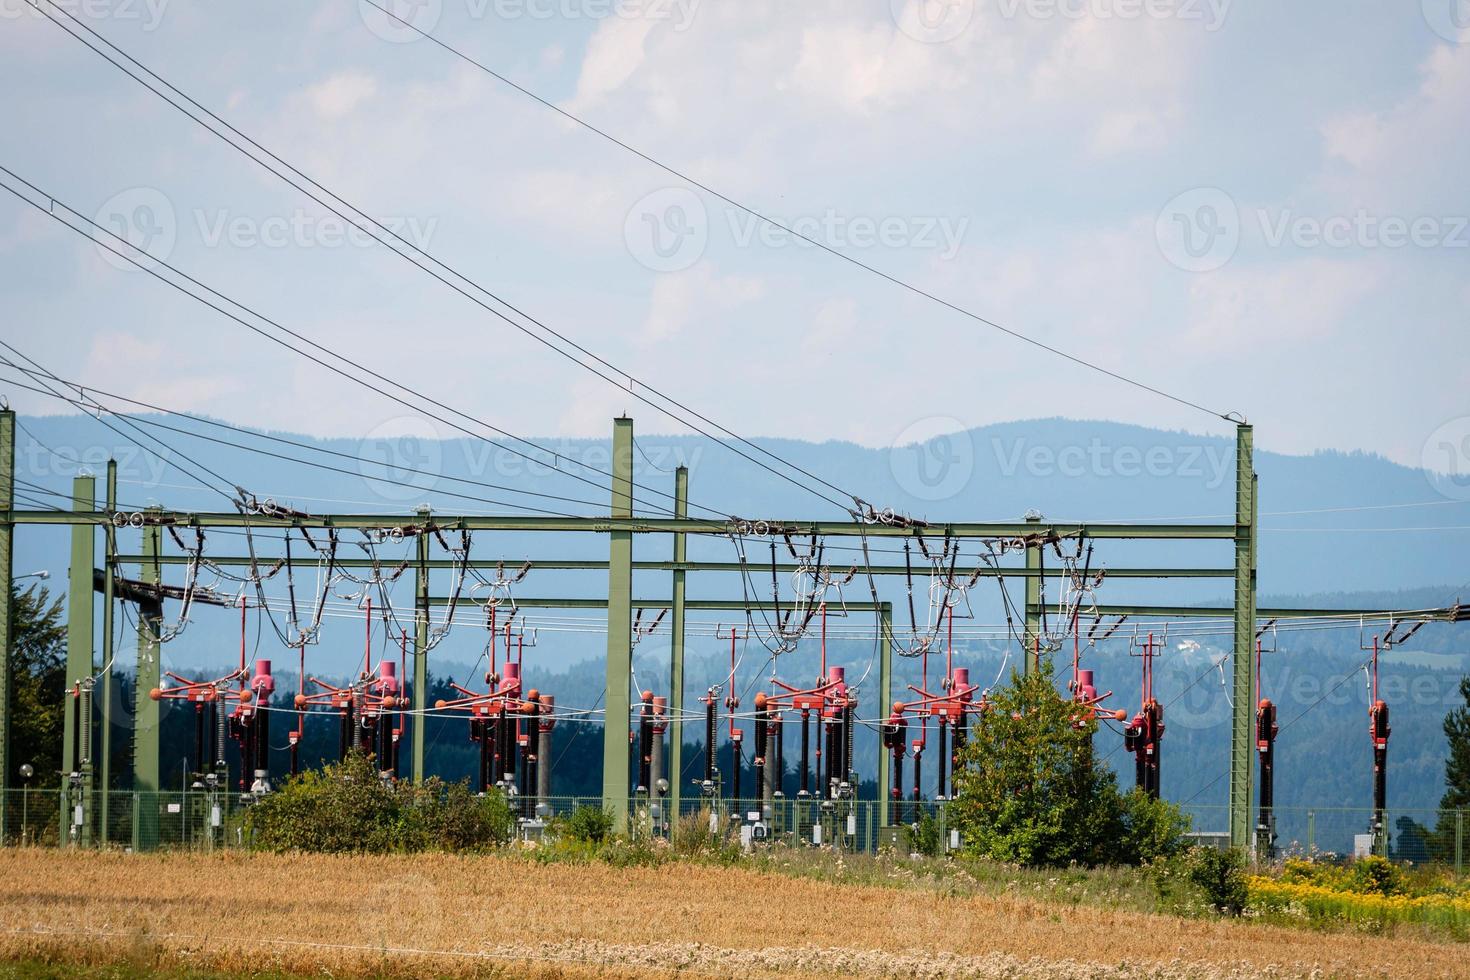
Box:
xmin=27 ymin=4 xmax=860 ymax=517
xmin=0 ymin=365 xmax=618 ymax=516
xmin=0 ymin=169 xmax=731 ymax=527
xmin=357 ymin=0 xmax=1236 ymax=427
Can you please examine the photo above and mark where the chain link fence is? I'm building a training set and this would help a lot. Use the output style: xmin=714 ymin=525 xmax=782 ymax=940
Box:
xmin=2 ymin=789 xmax=1464 ymax=866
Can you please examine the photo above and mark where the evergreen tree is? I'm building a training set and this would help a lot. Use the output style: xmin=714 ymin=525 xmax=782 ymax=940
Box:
xmin=1439 ymin=677 xmax=1470 ymax=811
xmin=949 ymin=657 xmax=1187 ymax=867
xmin=8 ymin=583 xmax=67 ymax=787
xmin=1429 ymin=676 xmax=1470 ymax=858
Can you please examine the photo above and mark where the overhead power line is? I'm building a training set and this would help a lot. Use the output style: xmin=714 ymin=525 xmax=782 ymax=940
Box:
xmin=0 ymin=165 xmax=732 ymax=529
xmin=31 ymin=0 xmax=859 ymax=516
xmin=358 ymin=0 xmax=1238 ymax=426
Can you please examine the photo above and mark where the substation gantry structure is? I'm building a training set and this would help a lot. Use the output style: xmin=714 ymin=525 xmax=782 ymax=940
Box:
xmin=2 ymin=410 xmax=1468 ymax=850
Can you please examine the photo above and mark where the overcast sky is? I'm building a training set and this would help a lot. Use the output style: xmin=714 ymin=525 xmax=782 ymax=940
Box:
xmin=1 ymin=0 xmax=1467 ymax=471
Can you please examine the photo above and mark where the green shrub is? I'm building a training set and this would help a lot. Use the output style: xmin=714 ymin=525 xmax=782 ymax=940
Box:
xmin=1117 ymin=789 xmax=1192 ymax=864
xmin=1348 ymin=855 xmax=1406 ymax=896
xmin=913 ymin=811 xmax=945 ymax=858
xmin=1185 ymin=846 xmax=1248 ymax=916
xmin=243 ymin=751 xmax=514 ymax=853
xmin=560 ymin=804 xmax=617 ymax=844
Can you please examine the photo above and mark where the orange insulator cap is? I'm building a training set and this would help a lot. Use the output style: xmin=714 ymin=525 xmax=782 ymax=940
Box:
xmin=238 ymin=690 xmax=253 ymax=703
xmin=294 ymin=694 xmax=307 ymax=708
xmin=434 ymin=699 xmax=447 ymax=710
xmin=149 ymin=688 xmax=162 ymax=702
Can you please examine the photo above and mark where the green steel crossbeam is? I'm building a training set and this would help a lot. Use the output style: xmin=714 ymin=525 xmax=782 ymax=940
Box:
xmin=7 ymin=510 xmax=1238 ymax=539
xmin=109 ymin=554 xmax=1237 ymax=578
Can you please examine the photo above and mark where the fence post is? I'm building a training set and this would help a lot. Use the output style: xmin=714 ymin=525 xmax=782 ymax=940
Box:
xmin=1456 ymin=809 xmax=1463 ymax=876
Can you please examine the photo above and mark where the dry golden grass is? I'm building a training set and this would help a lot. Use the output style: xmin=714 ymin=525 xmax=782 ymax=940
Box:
xmin=0 ymin=849 xmax=1459 ymax=979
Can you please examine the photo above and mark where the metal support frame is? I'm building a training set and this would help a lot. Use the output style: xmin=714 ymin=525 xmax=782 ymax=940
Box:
xmin=602 ymin=417 xmax=634 ymax=822
xmin=131 ymin=517 xmax=162 ymax=851
xmin=0 ymin=410 xmax=12 ymax=841
xmin=1024 ymin=513 xmax=1041 ymax=675
xmin=876 ymin=603 xmax=893 ymax=828
xmin=1230 ymin=425 xmax=1257 ymax=850
xmin=61 ymin=475 xmax=95 ymax=845
xmin=99 ymin=460 xmax=116 ymax=843
xmin=668 ymin=466 xmax=687 ymax=831
xmin=413 ymin=530 xmax=429 ymax=781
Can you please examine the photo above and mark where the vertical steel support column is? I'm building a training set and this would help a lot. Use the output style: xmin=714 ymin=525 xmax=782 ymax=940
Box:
xmin=877 ymin=603 xmax=893 ymax=827
xmin=62 ymin=475 xmax=95 ymax=845
xmin=99 ymin=460 xmax=116 ymax=844
xmin=668 ymin=465 xmax=688 ymax=830
xmin=131 ymin=517 xmax=162 ymax=851
xmin=1024 ymin=514 xmax=1042 ymax=675
xmin=412 ymin=530 xmax=429 ymax=781
xmin=1229 ymin=424 xmax=1257 ymax=850
xmin=602 ymin=417 xmax=634 ymax=823
xmin=0 ymin=410 xmax=13 ymax=842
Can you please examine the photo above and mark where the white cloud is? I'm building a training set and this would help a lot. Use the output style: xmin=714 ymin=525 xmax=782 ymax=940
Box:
xmin=1319 ymin=44 xmax=1470 ymax=210
xmin=641 ymin=263 xmax=764 ymax=343
xmin=566 ymin=16 xmax=657 ymax=113
xmin=305 ymin=71 xmax=380 ymax=120
xmin=1180 ymin=257 xmax=1381 ymax=354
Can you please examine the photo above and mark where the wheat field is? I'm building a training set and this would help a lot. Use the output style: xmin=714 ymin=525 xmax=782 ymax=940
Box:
xmin=0 ymin=849 xmax=1458 ymax=979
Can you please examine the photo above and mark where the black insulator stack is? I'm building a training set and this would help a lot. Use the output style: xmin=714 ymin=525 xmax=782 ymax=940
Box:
xmin=704 ymin=696 xmax=717 ymax=786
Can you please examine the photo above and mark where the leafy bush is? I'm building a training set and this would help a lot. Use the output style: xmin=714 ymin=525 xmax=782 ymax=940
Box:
xmin=912 ymin=811 xmax=945 ymax=858
xmin=1186 ymin=846 xmax=1248 ymax=916
xmin=243 ymin=751 xmax=515 ymax=853
xmin=1348 ymin=855 xmax=1406 ymax=897
xmin=1117 ymin=789 xmax=1192 ymax=865
xmin=560 ymin=804 xmax=617 ymax=844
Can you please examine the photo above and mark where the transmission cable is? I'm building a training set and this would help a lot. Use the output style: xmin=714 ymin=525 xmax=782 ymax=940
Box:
xmin=355 ymin=0 xmax=1235 ymax=425
xmin=30 ymin=2 xmax=857 ymax=515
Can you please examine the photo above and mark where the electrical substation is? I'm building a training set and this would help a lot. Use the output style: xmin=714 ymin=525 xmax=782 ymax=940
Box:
xmin=1 ymin=409 xmax=1465 ymax=858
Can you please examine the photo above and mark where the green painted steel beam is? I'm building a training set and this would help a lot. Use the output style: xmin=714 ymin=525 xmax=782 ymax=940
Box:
xmin=1230 ymin=426 xmax=1256 ymax=851
xmin=668 ymin=466 xmax=688 ymax=834
xmin=132 ymin=519 xmax=163 ymax=851
xmin=62 ymin=475 xmax=95 ymax=846
xmin=877 ymin=604 xmax=892 ymax=829
xmin=112 ymin=554 xmax=1236 ymax=579
xmin=0 ymin=411 xmax=13 ymax=842
xmin=413 ymin=530 xmax=429 ymax=782
xmin=99 ymin=460 xmax=116 ymax=845
xmin=416 ymin=596 xmax=1455 ymax=622
xmin=10 ymin=510 xmax=1238 ymax=540
xmin=602 ymin=419 xmax=634 ymax=824
xmin=1024 ymin=514 xmax=1041 ymax=675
